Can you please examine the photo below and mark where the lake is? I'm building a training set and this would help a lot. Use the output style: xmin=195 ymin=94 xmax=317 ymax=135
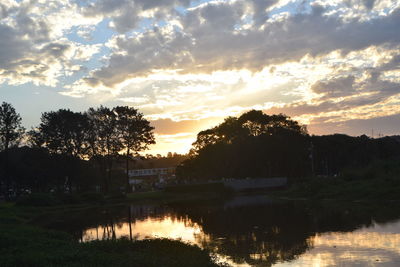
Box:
xmin=41 ymin=195 xmax=400 ymax=266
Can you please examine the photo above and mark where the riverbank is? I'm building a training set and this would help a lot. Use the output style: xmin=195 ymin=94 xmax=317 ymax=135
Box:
xmin=0 ymin=185 xmax=231 ymax=267
xmin=12 ymin=181 xmax=232 ymax=208
xmin=273 ymin=159 xmax=400 ymax=201
xmin=0 ymin=202 xmax=222 ymax=267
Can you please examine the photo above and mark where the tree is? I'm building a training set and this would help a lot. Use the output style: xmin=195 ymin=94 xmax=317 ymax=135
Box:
xmin=191 ymin=110 xmax=307 ymax=154
xmin=29 ymin=109 xmax=91 ymax=192
xmin=32 ymin=109 xmax=91 ymax=158
xmin=0 ymin=102 xmax=24 ymax=151
xmin=86 ymin=106 xmax=123 ymax=193
xmin=0 ymin=102 xmax=25 ymax=195
xmin=179 ymin=110 xmax=309 ymax=180
xmin=113 ymin=106 xmax=155 ymax=192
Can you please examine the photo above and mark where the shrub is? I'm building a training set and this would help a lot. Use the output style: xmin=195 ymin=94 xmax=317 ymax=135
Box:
xmin=79 ymin=192 xmax=105 ymax=203
xmin=16 ymin=193 xmax=60 ymax=207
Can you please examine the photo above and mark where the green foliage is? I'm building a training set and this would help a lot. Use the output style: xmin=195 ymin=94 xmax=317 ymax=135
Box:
xmin=75 ymin=238 xmax=221 ymax=267
xmin=279 ymin=159 xmax=400 ymax=201
xmin=79 ymin=192 xmax=105 ymax=203
xmin=0 ymin=102 xmax=25 ymax=151
xmin=30 ymin=109 xmax=91 ymax=158
xmin=179 ymin=110 xmax=400 ymax=182
xmin=16 ymin=193 xmax=60 ymax=207
xmin=16 ymin=192 xmax=106 ymax=206
xmin=179 ymin=110 xmax=309 ymax=181
xmin=165 ymin=182 xmax=231 ymax=194
xmin=0 ymin=203 xmax=222 ymax=267
xmin=105 ymin=192 xmax=127 ymax=201
xmin=3 ymin=105 xmax=155 ymax=194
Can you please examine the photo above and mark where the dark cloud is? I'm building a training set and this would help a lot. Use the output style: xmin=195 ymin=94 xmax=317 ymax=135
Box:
xmin=362 ymin=0 xmax=376 ymax=10
xmin=308 ymin=113 xmax=400 ymax=136
xmin=40 ymin=43 xmax=70 ymax=58
xmin=311 ymin=75 xmax=355 ymax=98
xmin=0 ymin=24 xmax=30 ymax=69
xmin=83 ymin=0 xmax=192 ymax=33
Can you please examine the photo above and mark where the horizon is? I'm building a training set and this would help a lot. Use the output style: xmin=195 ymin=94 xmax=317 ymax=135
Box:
xmin=1 ymin=0 xmax=400 ymax=155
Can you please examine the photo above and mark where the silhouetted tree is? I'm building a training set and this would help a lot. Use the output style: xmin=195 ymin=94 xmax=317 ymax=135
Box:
xmin=0 ymin=102 xmax=24 ymax=151
xmin=31 ymin=109 xmax=91 ymax=158
xmin=86 ymin=106 xmax=123 ymax=193
xmin=191 ymin=111 xmax=307 ymax=154
xmin=0 ymin=102 xmax=24 ymax=195
xmin=180 ymin=110 xmax=309 ymax=180
xmin=113 ymin=106 xmax=155 ymax=192
xmin=29 ymin=109 xmax=91 ymax=191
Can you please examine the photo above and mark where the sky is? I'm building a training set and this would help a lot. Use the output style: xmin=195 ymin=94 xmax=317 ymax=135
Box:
xmin=0 ymin=0 xmax=400 ymax=155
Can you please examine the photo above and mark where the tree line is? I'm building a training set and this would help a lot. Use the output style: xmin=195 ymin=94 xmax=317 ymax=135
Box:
xmin=0 ymin=102 xmax=155 ymax=196
xmin=176 ymin=110 xmax=400 ymax=181
xmin=1 ymin=102 xmax=399 ymax=196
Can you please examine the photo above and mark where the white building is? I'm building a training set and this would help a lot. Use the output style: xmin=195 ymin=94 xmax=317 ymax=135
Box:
xmin=128 ymin=167 xmax=175 ymax=189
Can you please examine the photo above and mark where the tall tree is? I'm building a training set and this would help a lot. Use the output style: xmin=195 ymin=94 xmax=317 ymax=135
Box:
xmin=0 ymin=102 xmax=24 ymax=151
xmin=0 ymin=102 xmax=25 ymax=195
xmin=113 ymin=106 xmax=155 ymax=192
xmin=86 ymin=106 xmax=123 ymax=193
xmin=179 ymin=110 xmax=309 ymax=180
xmin=192 ymin=110 xmax=307 ymax=154
xmin=32 ymin=109 xmax=91 ymax=158
xmin=30 ymin=109 xmax=91 ymax=192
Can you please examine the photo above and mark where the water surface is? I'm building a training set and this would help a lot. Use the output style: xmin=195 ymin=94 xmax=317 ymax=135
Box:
xmin=42 ymin=196 xmax=400 ymax=266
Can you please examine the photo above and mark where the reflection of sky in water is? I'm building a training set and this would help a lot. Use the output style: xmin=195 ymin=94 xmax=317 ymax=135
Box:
xmin=275 ymin=221 xmax=400 ymax=267
xmin=82 ymin=215 xmax=242 ymax=266
xmin=81 ymin=214 xmax=400 ymax=267
xmin=82 ymin=215 xmax=205 ymax=244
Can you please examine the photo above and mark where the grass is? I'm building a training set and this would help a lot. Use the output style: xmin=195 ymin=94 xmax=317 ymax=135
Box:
xmin=274 ymin=159 xmax=400 ymax=201
xmin=0 ymin=202 xmax=223 ymax=267
xmin=0 ymin=183 xmax=232 ymax=267
xmin=126 ymin=188 xmax=231 ymax=204
xmin=15 ymin=182 xmax=232 ymax=208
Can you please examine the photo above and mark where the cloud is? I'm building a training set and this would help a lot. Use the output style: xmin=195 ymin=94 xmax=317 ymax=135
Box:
xmin=2 ymin=0 xmax=400 ymax=149
xmin=0 ymin=0 xmax=100 ymax=86
xmin=308 ymin=113 xmax=400 ymax=136
xmin=82 ymin=0 xmax=192 ymax=33
xmin=150 ymin=117 xmax=223 ymax=135
xmin=311 ymin=75 xmax=355 ymax=98
xmin=74 ymin=1 xmax=400 ymax=89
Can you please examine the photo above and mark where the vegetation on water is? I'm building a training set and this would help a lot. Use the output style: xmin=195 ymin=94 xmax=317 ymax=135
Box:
xmin=0 ymin=203 xmax=223 ymax=267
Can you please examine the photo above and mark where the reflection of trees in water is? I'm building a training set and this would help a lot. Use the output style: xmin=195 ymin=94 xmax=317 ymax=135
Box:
xmin=39 ymin=204 xmax=168 ymax=240
xmin=38 ymin=199 xmax=400 ymax=266
xmin=172 ymin=202 xmax=313 ymax=266
xmin=170 ymin=201 xmax=400 ymax=267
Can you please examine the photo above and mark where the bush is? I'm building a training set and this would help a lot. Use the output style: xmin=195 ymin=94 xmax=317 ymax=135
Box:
xmin=16 ymin=193 xmax=60 ymax=207
xmin=58 ymin=193 xmax=82 ymax=205
xmin=164 ymin=182 xmax=231 ymax=194
xmin=79 ymin=192 xmax=105 ymax=203
xmin=105 ymin=192 xmax=127 ymax=201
